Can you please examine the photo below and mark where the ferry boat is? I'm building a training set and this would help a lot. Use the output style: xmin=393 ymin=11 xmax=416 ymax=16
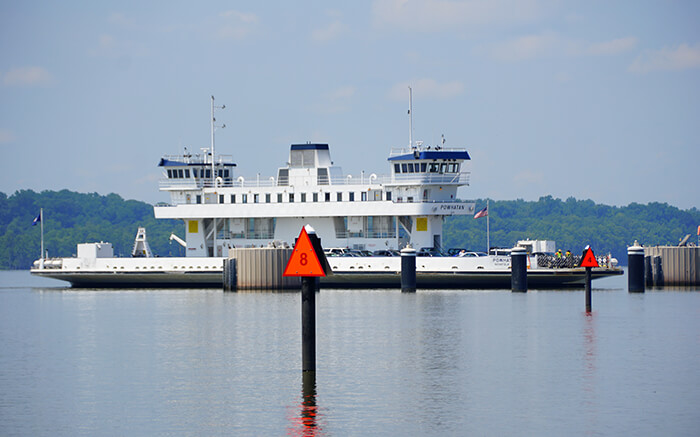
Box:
xmin=31 ymin=96 xmax=622 ymax=288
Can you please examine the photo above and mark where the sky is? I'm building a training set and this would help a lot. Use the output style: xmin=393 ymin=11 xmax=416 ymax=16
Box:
xmin=1 ymin=1 xmax=698 ymax=210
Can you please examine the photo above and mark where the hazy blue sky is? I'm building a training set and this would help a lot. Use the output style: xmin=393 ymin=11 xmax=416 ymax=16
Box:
xmin=1 ymin=1 xmax=698 ymax=209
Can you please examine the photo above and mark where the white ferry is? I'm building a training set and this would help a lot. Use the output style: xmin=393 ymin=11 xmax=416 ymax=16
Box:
xmin=31 ymin=96 xmax=622 ymax=288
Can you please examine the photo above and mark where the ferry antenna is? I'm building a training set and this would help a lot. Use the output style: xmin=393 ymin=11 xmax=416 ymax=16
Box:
xmin=408 ymin=86 xmax=413 ymax=149
xmin=210 ymin=95 xmax=226 ymax=187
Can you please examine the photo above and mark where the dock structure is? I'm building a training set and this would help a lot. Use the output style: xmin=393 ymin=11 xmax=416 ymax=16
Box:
xmin=226 ymin=247 xmax=299 ymax=290
xmin=644 ymin=246 xmax=700 ymax=286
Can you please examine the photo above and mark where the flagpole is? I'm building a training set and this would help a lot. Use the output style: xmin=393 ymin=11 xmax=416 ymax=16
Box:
xmin=40 ymin=208 xmax=44 ymax=268
xmin=486 ymin=199 xmax=490 ymax=253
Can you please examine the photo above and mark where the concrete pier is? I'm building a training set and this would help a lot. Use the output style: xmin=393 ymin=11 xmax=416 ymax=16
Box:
xmin=640 ymin=246 xmax=699 ymax=286
xmin=225 ymin=247 xmax=299 ymax=290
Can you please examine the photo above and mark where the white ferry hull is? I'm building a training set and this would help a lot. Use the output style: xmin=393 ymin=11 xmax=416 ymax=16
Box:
xmin=31 ymin=269 xmax=223 ymax=288
xmin=31 ymin=256 xmax=225 ymax=288
xmin=31 ymin=255 xmax=622 ymax=289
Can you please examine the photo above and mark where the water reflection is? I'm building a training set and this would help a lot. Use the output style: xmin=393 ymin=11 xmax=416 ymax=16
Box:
xmin=582 ymin=311 xmax=599 ymax=435
xmin=288 ymin=371 xmax=323 ymax=436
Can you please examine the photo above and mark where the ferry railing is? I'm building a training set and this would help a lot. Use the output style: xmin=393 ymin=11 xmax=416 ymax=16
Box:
xmin=160 ymin=154 xmax=234 ymax=165
xmin=158 ymin=171 xmax=470 ymax=190
xmin=388 ymin=146 xmax=468 ymax=156
xmin=217 ymin=231 xmax=276 ymax=240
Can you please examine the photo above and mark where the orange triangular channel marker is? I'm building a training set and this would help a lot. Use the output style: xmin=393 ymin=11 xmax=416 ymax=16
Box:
xmin=283 ymin=227 xmax=326 ymax=277
xmin=580 ymin=247 xmax=599 ymax=268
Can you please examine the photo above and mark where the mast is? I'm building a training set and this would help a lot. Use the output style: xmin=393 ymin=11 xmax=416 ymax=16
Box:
xmin=210 ymin=95 xmax=225 ymax=257
xmin=210 ymin=96 xmax=215 ymax=186
xmin=408 ymin=86 xmax=413 ymax=149
xmin=210 ymin=95 xmax=226 ymax=187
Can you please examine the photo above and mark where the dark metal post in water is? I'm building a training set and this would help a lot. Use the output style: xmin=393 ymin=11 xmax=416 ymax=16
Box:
xmin=627 ymin=245 xmax=645 ymax=293
xmin=301 ymin=276 xmax=316 ymax=372
xmin=223 ymin=258 xmax=237 ymax=292
xmin=653 ymin=256 xmax=664 ymax=287
xmin=511 ymin=247 xmax=527 ymax=292
xmin=585 ymin=267 xmax=592 ymax=312
xmin=401 ymin=247 xmax=416 ymax=292
xmin=644 ymin=255 xmax=653 ymax=286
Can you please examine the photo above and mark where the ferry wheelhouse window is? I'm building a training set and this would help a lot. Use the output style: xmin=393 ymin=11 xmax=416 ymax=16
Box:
xmin=361 ymin=191 xmax=367 ymax=201
xmin=401 ymin=163 xmax=408 ymax=173
xmin=254 ymin=194 xmax=259 ymax=203
xmin=420 ymin=163 xmax=427 ymax=172
xmin=184 ymin=169 xmax=190 ymax=178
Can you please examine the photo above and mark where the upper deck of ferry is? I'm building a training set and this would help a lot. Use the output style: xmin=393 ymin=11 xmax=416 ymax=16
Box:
xmin=158 ymin=143 xmax=471 ymax=191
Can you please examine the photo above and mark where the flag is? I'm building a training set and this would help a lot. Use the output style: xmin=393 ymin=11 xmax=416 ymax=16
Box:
xmin=474 ymin=207 xmax=488 ymax=219
xmin=32 ymin=211 xmax=42 ymax=226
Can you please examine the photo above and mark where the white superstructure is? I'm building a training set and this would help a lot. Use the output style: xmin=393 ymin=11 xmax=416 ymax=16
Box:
xmin=155 ymin=142 xmax=475 ymax=257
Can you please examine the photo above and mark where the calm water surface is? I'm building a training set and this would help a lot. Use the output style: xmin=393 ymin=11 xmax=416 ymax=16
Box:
xmin=1 ymin=271 xmax=698 ymax=436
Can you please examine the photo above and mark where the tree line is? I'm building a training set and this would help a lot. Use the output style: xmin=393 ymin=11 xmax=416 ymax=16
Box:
xmin=0 ymin=190 xmax=183 ymax=269
xmin=444 ymin=196 xmax=700 ymax=262
xmin=1 ymin=190 xmax=698 ymax=269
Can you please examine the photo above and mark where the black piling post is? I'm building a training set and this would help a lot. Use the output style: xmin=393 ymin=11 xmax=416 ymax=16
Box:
xmin=223 ymin=258 xmax=237 ymax=291
xmin=585 ymin=267 xmax=592 ymax=312
xmin=652 ymin=256 xmax=664 ymax=286
xmin=627 ymin=244 xmax=645 ymax=293
xmin=401 ymin=247 xmax=416 ymax=292
xmin=644 ymin=255 xmax=653 ymax=286
xmin=511 ymin=247 xmax=527 ymax=292
xmin=301 ymin=276 xmax=316 ymax=372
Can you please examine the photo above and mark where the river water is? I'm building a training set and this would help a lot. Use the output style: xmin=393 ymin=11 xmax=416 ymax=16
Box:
xmin=1 ymin=270 xmax=698 ymax=436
